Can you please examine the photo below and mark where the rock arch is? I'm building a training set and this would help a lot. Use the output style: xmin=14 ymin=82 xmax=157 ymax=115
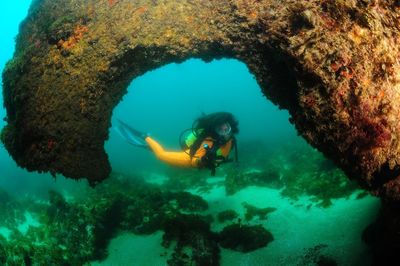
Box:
xmin=2 ymin=0 xmax=400 ymax=201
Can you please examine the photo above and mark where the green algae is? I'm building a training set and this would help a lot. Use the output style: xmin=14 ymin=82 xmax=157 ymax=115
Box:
xmin=0 ymin=188 xmax=24 ymax=229
xmin=217 ymin=210 xmax=239 ymax=223
xmin=162 ymin=213 xmax=219 ymax=266
xmin=242 ymin=202 xmax=276 ymax=221
xmin=224 ymin=167 xmax=283 ymax=195
xmin=218 ymin=223 xmax=274 ymax=253
xmin=299 ymin=244 xmax=338 ymax=266
xmin=163 ymin=167 xmax=210 ymax=191
xmin=0 ymin=172 xmax=213 ymax=265
xmin=153 ymin=145 xmax=344 ymax=202
xmin=0 ymin=170 xmax=285 ymax=265
xmin=166 ymin=191 xmax=208 ymax=212
xmin=225 ymin=140 xmax=364 ymax=208
xmin=0 ymin=140 xmax=373 ymax=264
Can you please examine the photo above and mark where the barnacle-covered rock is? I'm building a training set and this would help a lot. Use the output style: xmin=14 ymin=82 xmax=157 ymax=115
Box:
xmin=3 ymin=0 xmax=400 ymax=203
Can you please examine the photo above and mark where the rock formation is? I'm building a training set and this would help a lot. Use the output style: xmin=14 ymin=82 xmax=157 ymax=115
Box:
xmin=2 ymin=0 xmax=400 ymax=201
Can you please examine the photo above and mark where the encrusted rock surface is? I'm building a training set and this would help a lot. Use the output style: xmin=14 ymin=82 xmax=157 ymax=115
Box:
xmin=2 ymin=0 xmax=400 ymax=199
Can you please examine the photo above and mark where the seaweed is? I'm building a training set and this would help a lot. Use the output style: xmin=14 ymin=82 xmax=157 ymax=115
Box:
xmin=242 ymin=202 xmax=276 ymax=221
xmin=225 ymin=141 xmax=363 ymax=208
xmin=217 ymin=210 xmax=239 ymax=223
xmin=224 ymin=167 xmax=283 ymax=195
xmin=162 ymin=213 xmax=220 ymax=266
xmin=166 ymin=191 xmax=208 ymax=212
xmin=0 ymin=173 xmax=215 ymax=265
xmin=299 ymin=244 xmax=337 ymax=266
xmin=218 ymin=223 xmax=274 ymax=253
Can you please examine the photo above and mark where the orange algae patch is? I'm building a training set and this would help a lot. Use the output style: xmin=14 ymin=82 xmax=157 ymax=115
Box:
xmin=249 ymin=11 xmax=258 ymax=19
xmin=348 ymin=25 xmax=367 ymax=45
xmin=58 ymin=24 xmax=89 ymax=50
xmin=134 ymin=5 xmax=148 ymax=15
xmin=108 ymin=0 xmax=119 ymax=8
xmin=319 ymin=12 xmax=338 ymax=30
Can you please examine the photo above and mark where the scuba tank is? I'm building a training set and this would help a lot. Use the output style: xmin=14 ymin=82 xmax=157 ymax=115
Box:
xmin=179 ymin=117 xmax=205 ymax=156
xmin=179 ymin=128 xmax=198 ymax=155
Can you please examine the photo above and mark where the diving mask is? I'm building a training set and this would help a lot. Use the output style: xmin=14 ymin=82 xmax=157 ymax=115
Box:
xmin=216 ymin=122 xmax=232 ymax=137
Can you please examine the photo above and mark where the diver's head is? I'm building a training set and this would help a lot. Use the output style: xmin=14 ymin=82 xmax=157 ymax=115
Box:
xmin=215 ymin=122 xmax=232 ymax=140
xmin=193 ymin=112 xmax=239 ymax=140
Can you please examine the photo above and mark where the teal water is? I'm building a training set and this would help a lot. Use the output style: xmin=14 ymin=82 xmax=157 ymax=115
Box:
xmin=0 ymin=1 xmax=381 ymax=265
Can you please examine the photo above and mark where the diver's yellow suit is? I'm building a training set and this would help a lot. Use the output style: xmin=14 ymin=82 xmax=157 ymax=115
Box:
xmin=145 ymin=135 xmax=233 ymax=168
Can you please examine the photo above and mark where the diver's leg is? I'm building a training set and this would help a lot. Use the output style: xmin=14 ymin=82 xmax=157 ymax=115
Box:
xmin=145 ymin=137 xmax=198 ymax=167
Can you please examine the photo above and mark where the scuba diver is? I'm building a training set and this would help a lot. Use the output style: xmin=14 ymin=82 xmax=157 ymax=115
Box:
xmin=116 ymin=112 xmax=239 ymax=176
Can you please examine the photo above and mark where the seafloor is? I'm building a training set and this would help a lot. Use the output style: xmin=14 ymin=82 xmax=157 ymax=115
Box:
xmin=0 ymin=139 xmax=379 ymax=265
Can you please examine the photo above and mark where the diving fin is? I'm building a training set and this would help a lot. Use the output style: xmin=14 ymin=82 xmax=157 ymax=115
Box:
xmin=115 ymin=119 xmax=149 ymax=149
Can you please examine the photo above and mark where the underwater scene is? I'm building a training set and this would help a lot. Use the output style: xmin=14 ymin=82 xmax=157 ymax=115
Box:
xmin=0 ymin=1 xmax=391 ymax=266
